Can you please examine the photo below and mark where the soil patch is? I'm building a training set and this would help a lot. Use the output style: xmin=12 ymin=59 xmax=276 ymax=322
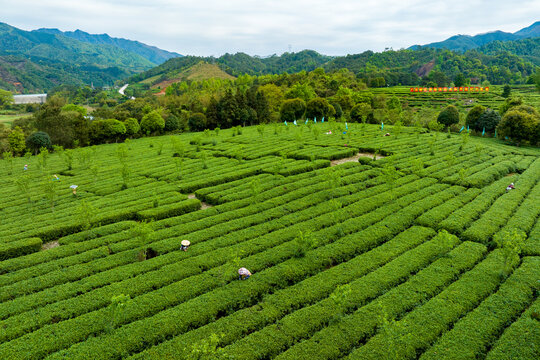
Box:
xmin=330 ymin=152 xmax=385 ymax=166
xmin=41 ymin=241 xmax=59 ymax=250
xmin=201 ymin=202 xmax=213 ymax=210
xmin=188 ymin=193 xmax=213 ymax=209
xmin=506 ymin=173 xmax=516 ymax=177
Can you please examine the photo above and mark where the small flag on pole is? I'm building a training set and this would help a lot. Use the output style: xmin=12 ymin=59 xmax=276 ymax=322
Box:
xmin=482 ymin=127 xmax=485 ymax=136
xmin=459 ymin=126 xmax=465 ymax=133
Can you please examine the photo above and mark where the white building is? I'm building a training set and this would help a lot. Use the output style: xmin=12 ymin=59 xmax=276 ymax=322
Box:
xmin=13 ymin=94 xmax=47 ymax=104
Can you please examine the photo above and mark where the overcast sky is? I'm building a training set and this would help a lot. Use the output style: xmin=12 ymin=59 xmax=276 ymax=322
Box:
xmin=2 ymin=0 xmax=539 ymax=57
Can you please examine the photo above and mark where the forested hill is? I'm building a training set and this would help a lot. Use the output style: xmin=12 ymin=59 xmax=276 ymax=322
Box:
xmin=0 ymin=22 xmax=160 ymax=93
xmin=35 ymin=28 xmax=182 ymax=65
xmin=409 ymin=21 xmax=540 ymax=52
xmin=130 ymin=42 xmax=539 ymax=88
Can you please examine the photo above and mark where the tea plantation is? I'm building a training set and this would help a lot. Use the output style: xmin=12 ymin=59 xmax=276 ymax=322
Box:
xmin=0 ymin=122 xmax=538 ymax=359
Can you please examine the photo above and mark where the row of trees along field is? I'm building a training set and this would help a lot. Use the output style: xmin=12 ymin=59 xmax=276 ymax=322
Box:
xmin=1 ymin=67 xmax=539 ymax=158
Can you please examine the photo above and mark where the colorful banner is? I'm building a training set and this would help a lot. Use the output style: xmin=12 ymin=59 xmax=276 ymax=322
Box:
xmin=410 ymin=87 xmax=488 ymax=92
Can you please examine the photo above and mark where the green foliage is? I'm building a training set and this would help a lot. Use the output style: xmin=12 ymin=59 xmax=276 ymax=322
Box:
xmin=280 ymin=98 xmax=306 ymax=122
xmin=188 ymin=113 xmax=207 ymax=132
xmin=465 ymin=105 xmax=487 ymax=131
xmin=89 ymin=119 xmax=126 ymax=143
xmin=26 ymin=131 xmax=52 ymax=154
xmin=350 ymin=103 xmax=372 ymax=123
xmin=494 ymin=228 xmax=525 ymax=277
xmin=476 ymin=109 xmax=501 ymax=133
xmin=437 ymin=105 xmax=460 ymax=128
xmin=61 ymin=104 xmax=87 ymax=117
xmin=124 ymin=118 xmax=140 ymax=137
xmin=501 ymin=84 xmax=511 ymax=98
xmin=306 ymin=97 xmax=332 ymax=120
xmin=164 ymin=114 xmax=180 ymax=132
xmin=0 ymin=89 xmax=13 ymax=108
xmin=140 ymin=110 xmax=165 ymax=134
xmin=8 ymin=126 xmax=26 ymax=155
xmin=497 ymin=107 xmax=540 ymax=144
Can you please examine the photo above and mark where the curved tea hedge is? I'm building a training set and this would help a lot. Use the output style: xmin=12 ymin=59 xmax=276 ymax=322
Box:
xmin=0 ymin=122 xmax=538 ymax=359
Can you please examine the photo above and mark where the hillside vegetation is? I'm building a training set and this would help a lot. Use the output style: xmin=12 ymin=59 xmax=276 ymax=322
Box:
xmin=0 ymin=123 xmax=538 ymax=359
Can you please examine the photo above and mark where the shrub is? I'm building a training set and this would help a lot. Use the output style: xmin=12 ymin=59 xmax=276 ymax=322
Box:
xmin=0 ymin=237 xmax=42 ymax=261
xmin=164 ymin=114 xmax=180 ymax=132
xmin=476 ymin=109 xmax=501 ymax=132
xmin=306 ymin=97 xmax=332 ymax=120
xmin=465 ymin=105 xmax=486 ymax=131
xmin=280 ymin=98 xmax=306 ymax=122
xmin=437 ymin=105 xmax=459 ymax=128
xmin=89 ymin=119 xmax=126 ymax=144
xmin=497 ymin=107 xmax=539 ymax=144
xmin=124 ymin=118 xmax=140 ymax=137
xmin=26 ymin=131 xmax=52 ymax=154
xmin=350 ymin=103 xmax=372 ymax=123
xmin=140 ymin=110 xmax=165 ymax=134
xmin=188 ymin=113 xmax=207 ymax=132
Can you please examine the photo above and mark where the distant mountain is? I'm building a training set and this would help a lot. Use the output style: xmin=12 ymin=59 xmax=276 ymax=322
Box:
xmin=35 ymin=28 xmax=182 ymax=64
xmin=409 ymin=21 xmax=540 ymax=51
xmin=0 ymin=22 xmax=159 ymax=92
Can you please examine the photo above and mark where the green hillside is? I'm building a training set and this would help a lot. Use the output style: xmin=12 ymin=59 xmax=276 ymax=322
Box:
xmin=0 ymin=124 xmax=538 ymax=359
xmin=0 ymin=22 xmax=156 ymax=92
xmin=131 ymin=44 xmax=538 ymax=88
xmin=35 ymin=28 xmax=182 ymax=65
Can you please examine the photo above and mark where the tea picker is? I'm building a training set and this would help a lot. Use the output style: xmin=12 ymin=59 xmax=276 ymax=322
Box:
xmin=181 ymin=240 xmax=190 ymax=251
xmin=238 ymin=267 xmax=251 ymax=280
xmin=23 ymin=164 xmax=28 ymax=171
xmin=506 ymin=183 xmax=515 ymax=192
xmin=70 ymin=185 xmax=78 ymax=195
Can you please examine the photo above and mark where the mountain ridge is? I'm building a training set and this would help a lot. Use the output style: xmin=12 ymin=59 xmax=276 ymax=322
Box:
xmin=34 ymin=28 xmax=182 ymax=65
xmin=409 ymin=21 xmax=540 ymax=51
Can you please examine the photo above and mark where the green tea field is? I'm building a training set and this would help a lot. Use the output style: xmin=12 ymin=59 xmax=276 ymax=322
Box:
xmin=0 ymin=122 xmax=539 ymax=359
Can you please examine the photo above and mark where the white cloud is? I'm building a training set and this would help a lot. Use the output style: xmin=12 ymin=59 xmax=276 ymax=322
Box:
xmin=1 ymin=0 xmax=538 ymax=56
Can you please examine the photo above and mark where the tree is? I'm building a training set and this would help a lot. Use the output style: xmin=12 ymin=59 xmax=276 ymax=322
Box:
xmin=280 ymin=98 xmax=306 ymax=122
xmin=164 ymin=114 xmax=180 ymax=132
xmin=437 ymin=105 xmax=460 ymax=128
xmin=454 ymin=73 xmax=467 ymax=87
xmin=350 ymin=103 xmax=372 ymax=123
xmin=501 ymin=85 xmax=511 ymax=98
xmin=499 ymin=97 xmax=522 ymax=116
xmin=124 ymin=118 xmax=140 ymax=137
xmin=26 ymin=132 xmax=52 ymax=154
xmin=0 ymin=89 xmax=13 ymax=108
xmin=497 ymin=106 xmax=540 ymax=144
xmin=284 ymin=83 xmax=316 ymax=103
xmin=140 ymin=110 xmax=165 ymax=134
xmin=89 ymin=119 xmax=127 ymax=143
xmin=305 ymin=97 xmax=331 ymax=120
xmin=61 ymin=104 xmax=87 ymax=116
xmin=477 ymin=109 xmax=501 ymax=132
xmin=330 ymin=103 xmax=343 ymax=119
xmin=8 ymin=126 xmax=26 ymax=155
xmin=465 ymin=105 xmax=486 ymax=131
xmin=386 ymin=96 xmax=402 ymax=113
xmin=188 ymin=113 xmax=207 ymax=132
